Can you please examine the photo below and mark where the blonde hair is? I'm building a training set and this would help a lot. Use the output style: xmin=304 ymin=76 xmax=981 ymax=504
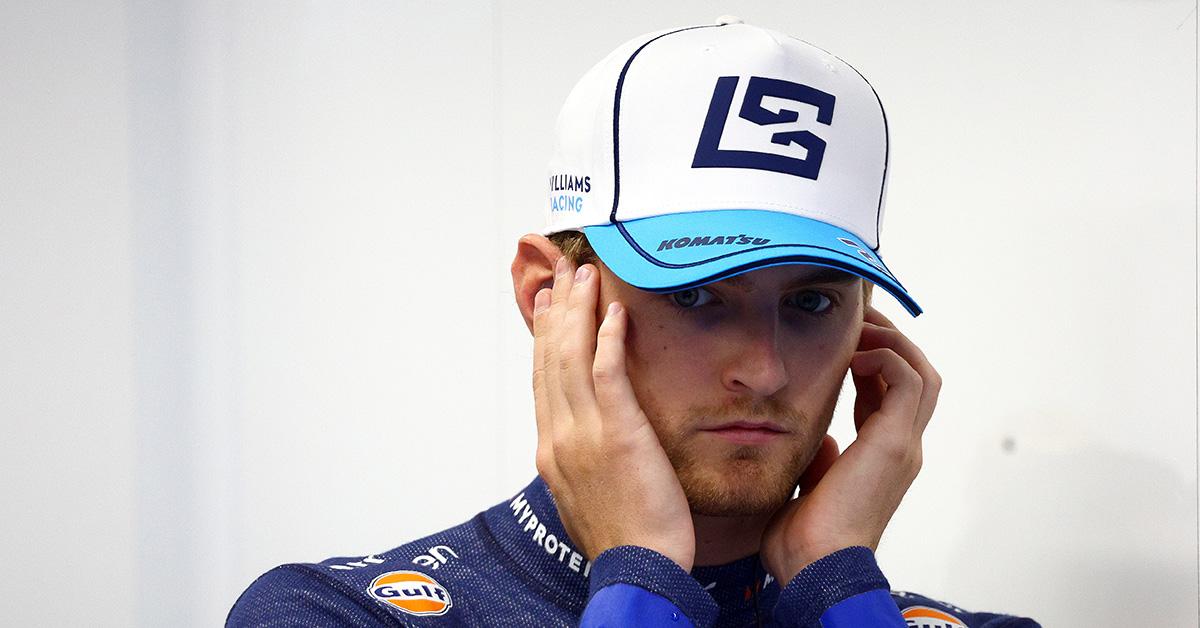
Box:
xmin=548 ymin=230 xmax=874 ymax=304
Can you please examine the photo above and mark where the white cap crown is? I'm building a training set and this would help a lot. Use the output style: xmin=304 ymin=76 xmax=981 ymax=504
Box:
xmin=546 ymin=21 xmax=890 ymax=250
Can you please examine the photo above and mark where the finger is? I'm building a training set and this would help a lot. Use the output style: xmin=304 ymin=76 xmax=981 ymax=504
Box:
xmin=531 ymin=287 xmax=561 ymax=478
xmin=849 ymin=348 xmax=922 ymax=445
xmin=592 ymin=301 xmax=644 ymax=432
xmin=863 ymin=304 xmax=896 ymax=329
xmin=532 ymin=287 xmax=553 ymax=435
xmin=541 ymin=256 xmax=576 ymax=427
xmin=558 ymin=264 xmax=602 ymax=420
xmin=533 ymin=255 xmax=578 ymax=480
xmin=858 ymin=322 xmax=931 ymax=372
xmin=797 ymin=435 xmax=839 ymax=496
xmin=548 ymin=255 xmax=575 ymax=323
xmin=851 ymin=368 xmax=886 ymax=433
xmin=857 ymin=323 xmax=941 ymax=435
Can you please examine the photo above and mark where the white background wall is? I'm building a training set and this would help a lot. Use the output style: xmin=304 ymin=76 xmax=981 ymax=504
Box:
xmin=1 ymin=1 xmax=1196 ymax=626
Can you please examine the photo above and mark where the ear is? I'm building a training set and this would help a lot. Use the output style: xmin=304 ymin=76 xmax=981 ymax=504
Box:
xmin=511 ymin=233 xmax=564 ymax=334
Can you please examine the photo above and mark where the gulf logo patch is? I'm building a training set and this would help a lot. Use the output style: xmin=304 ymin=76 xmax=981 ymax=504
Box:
xmin=368 ymin=570 xmax=453 ymax=616
xmin=901 ymin=605 xmax=967 ymax=628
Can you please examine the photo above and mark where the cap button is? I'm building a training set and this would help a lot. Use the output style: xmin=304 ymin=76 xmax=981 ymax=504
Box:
xmin=715 ymin=15 xmax=744 ymax=25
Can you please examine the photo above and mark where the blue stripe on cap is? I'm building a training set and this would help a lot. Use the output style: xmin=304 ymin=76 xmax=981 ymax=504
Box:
xmin=584 ymin=209 xmax=922 ymax=316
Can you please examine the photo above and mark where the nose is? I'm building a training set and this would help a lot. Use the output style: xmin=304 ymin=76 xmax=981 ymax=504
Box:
xmin=721 ymin=320 xmax=788 ymax=397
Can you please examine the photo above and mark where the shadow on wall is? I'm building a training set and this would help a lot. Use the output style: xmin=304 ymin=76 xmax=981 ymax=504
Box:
xmin=947 ymin=439 xmax=1197 ymax=626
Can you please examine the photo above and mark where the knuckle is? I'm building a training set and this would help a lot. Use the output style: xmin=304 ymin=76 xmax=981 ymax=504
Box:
xmin=895 ymin=356 xmax=921 ymax=384
xmin=597 ymin=429 xmax=636 ymax=456
xmin=905 ymin=459 xmax=922 ymax=483
xmin=531 ymin=366 xmax=548 ymax=390
xmin=556 ymin=345 xmax=582 ymax=371
xmin=561 ymin=297 xmax=584 ymax=321
xmin=534 ymin=449 xmax=553 ymax=477
xmin=550 ymin=430 xmax=575 ymax=454
xmin=876 ymin=325 xmax=901 ymax=341
xmin=595 ymin=320 xmax=618 ymax=340
xmin=591 ymin=360 xmax=616 ymax=382
xmin=880 ymin=438 xmax=911 ymax=464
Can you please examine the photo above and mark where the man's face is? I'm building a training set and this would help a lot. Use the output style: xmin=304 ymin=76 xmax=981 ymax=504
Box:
xmin=595 ymin=263 xmax=865 ymax=517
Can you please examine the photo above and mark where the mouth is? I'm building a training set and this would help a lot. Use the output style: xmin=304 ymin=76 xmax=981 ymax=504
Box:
xmin=700 ymin=421 xmax=789 ymax=446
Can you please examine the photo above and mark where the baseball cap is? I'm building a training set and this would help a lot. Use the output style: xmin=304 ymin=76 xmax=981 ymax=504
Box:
xmin=544 ymin=16 xmax=922 ymax=316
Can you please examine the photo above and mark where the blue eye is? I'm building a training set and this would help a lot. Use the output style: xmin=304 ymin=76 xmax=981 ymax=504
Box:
xmin=669 ymin=287 xmax=716 ymax=309
xmin=786 ymin=291 xmax=833 ymax=314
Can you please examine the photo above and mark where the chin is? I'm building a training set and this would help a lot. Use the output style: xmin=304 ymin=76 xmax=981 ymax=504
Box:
xmin=649 ymin=392 xmax=839 ymax=517
xmin=676 ymin=452 xmax=800 ymax=517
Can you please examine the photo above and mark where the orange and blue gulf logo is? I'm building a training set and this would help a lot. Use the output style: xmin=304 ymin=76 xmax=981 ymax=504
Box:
xmin=368 ymin=570 xmax=453 ymax=617
xmin=901 ymin=605 xmax=967 ymax=628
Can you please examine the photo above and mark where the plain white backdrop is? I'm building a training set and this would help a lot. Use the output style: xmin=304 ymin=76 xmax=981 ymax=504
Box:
xmin=1 ymin=1 xmax=1196 ymax=626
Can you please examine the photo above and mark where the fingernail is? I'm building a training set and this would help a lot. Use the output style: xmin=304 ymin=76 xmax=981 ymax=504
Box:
xmin=555 ymin=256 xmax=569 ymax=278
xmin=534 ymin=289 xmax=550 ymax=314
xmin=607 ymin=302 xmax=621 ymax=318
xmin=575 ymin=265 xmax=591 ymax=282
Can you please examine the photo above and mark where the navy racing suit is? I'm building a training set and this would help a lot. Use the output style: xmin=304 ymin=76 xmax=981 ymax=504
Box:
xmin=228 ymin=476 xmax=1040 ymax=627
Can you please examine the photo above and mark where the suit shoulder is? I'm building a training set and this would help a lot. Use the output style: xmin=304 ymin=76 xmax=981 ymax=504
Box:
xmin=228 ymin=515 xmax=494 ymax=627
xmin=316 ymin=514 xmax=489 ymax=581
xmin=890 ymin=590 xmax=1042 ymax=628
xmin=227 ymin=562 xmax=400 ymax=627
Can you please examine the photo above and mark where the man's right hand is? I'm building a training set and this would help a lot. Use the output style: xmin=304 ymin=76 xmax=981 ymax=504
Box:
xmin=531 ymin=256 xmax=696 ymax=572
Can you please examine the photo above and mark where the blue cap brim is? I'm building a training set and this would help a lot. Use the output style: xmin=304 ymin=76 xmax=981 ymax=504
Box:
xmin=583 ymin=209 xmax=922 ymax=316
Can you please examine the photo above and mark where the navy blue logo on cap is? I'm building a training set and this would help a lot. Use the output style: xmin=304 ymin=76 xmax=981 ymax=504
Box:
xmin=692 ymin=76 xmax=835 ymax=180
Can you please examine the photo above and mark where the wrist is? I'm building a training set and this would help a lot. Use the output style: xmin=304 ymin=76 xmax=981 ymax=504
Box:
xmin=581 ymin=533 xmax=694 ymax=573
xmin=624 ymin=541 xmax=693 ymax=573
xmin=772 ymin=546 xmax=892 ymax=626
xmin=768 ymin=540 xmax=865 ymax=586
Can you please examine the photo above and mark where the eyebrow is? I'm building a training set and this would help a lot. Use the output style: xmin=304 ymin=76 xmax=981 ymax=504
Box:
xmin=721 ymin=267 xmax=861 ymax=293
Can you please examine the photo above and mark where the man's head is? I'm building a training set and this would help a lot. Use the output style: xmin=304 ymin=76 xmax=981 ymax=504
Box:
xmin=516 ymin=18 xmax=921 ymax=516
xmin=513 ymin=232 xmax=866 ymax=516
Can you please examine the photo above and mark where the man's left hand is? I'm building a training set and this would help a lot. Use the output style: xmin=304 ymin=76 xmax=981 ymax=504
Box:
xmin=760 ymin=305 xmax=941 ymax=585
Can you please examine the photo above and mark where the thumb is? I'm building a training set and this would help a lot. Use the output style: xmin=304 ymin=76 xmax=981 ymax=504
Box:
xmin=797 ymin=435 xmax=839 ymax=496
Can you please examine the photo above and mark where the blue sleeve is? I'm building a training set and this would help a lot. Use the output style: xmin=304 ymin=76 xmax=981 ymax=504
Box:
xmin=772 ymin=546 xmax=905 ymax=627
xmin=580 ymin=546 xmax=719 ymax=628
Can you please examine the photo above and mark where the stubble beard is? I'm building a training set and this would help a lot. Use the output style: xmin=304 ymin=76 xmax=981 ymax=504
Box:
xmin=651 ymin=389 xmax=841 ymax=517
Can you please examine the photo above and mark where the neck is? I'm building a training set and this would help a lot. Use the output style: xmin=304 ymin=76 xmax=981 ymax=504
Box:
xmin=691 ymin=511 xmax=773 ymax=567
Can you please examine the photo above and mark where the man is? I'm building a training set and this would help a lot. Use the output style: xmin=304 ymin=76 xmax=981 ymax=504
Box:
xmin=229 ymin=18 xmax=1040 ymax=627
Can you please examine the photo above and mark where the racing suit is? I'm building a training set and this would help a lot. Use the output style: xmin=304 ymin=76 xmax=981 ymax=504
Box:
xmin=228 ymin=476 xmax=1040 ymax=627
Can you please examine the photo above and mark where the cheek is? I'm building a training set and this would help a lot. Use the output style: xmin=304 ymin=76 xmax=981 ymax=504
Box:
xmin=812 ymin=294 xmax=863 ymax=356
xmin=785 ymin=321 xmax=862 ymax=390
xmin=623 ymin=309 xmax=716 ymax=411
xmin=626 ymin=314 xmax=678 ymax=381
xmin=815 ymin=323 xmax=860 ymax=362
